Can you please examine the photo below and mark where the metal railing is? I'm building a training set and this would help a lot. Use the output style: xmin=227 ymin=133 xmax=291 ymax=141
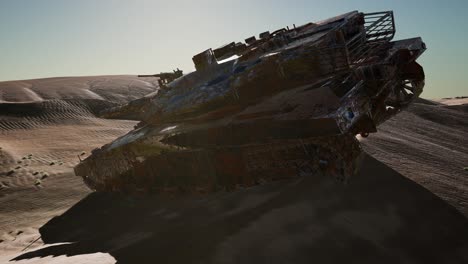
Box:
xmin=278 ymin=10 xmax=398 ymax=82
xmin=364 ymin=11 xmax=395 ymax=42
xmin=347 ymin=11 xmax=395 ymax=66
xmin=301 ymin=11 xmax=396 ymax=74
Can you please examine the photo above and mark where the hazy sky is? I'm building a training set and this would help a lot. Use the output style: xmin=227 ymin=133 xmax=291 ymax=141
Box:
xmin=0 ymin=0 xmax=467 ymax=98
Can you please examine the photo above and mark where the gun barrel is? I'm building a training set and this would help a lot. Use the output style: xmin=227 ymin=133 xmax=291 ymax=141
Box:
xmin=138 ymin=74 xmax=159 ymax=77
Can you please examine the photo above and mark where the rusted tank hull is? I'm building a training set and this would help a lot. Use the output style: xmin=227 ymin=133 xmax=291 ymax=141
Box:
xmin=75 ymin=133 xmax=361 ymax=193
xmin=74 ymin=10 xmax=426 ymax=194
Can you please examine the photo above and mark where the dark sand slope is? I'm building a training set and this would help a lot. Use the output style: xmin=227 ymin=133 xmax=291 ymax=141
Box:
xmin=10 ymin=154 xmax=468 ymax=264
xmin=361 ymin=99 xmax=468 ymax=216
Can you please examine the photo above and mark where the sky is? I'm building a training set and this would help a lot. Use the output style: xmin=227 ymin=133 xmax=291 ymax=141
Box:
xmin=0 ymin=0 xmax=467 ymax=99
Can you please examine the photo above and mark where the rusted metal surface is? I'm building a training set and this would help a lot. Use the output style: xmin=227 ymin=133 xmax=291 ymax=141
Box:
xmin=75 ymin=10 xmax=426 ymax=194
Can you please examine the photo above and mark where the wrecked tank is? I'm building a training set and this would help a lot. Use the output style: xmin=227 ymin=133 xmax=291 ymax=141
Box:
xmin=75 ymin=11 xmax=426 ymax=193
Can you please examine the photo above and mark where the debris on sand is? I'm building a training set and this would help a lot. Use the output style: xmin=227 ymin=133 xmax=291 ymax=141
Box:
xmin=463 ymin=167 xmax=468 ymax=171
xmin=15 ymin=166 xmax=21 ymax=170
xmin=34 ymin=179 xmax=41 ymax=186
xmin=49 ymin=162 xmax=55 ymax=166
xmin=6 ymin=170 xmax=15 ymax=176
xmin=32 ymin=172 xmax=39 ymax=176
xmin=41 ymin=174 xmax=48 ymax=180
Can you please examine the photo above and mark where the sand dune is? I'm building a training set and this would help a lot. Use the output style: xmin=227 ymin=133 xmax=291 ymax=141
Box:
xmin=0 ymin=76 xmax=159 ymax=104
xmin=0 ymin=76 xmax=156 ymax=259
xmin=0 ymin=75 xmax=157 ymax=194
xmin=361 ymin=98 xmax=468 ymax=216
xmin=0 ymin=75 xmax=467 ymax=263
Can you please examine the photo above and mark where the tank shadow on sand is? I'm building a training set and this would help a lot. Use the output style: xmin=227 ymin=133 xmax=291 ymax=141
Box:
xmin=12 ymin=154 xmax=468 ymax=264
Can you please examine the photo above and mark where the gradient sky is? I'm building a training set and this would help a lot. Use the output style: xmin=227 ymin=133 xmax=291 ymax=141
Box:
xmin=0 ymin=0 xmax=467 ymax=98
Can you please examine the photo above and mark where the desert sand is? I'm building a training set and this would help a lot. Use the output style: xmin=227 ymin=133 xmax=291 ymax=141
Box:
xmin=0 ymin=76 xmax=154 ymax=262
xmin=435 ymin=96 xmax=468 ymax=106
xmin=361 ymin=98 xmax=468 ymax=216
xmin=0 ymin=76 xmax=467 ymax=263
